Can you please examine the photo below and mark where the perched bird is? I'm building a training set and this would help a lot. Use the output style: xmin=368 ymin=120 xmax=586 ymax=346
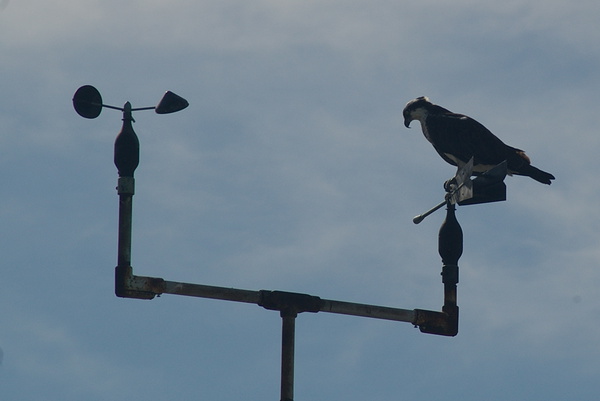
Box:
xmin=403 ymin=96 xmax=555 ymax=185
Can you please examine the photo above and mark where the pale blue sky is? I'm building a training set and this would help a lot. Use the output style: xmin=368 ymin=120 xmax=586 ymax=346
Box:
xmin=1 ymin=1 xmax=600 ymax=400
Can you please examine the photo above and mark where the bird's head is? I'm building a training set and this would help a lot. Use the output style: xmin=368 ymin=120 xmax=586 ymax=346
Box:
xmin=403 ymin=96 xmax=432 ymax=128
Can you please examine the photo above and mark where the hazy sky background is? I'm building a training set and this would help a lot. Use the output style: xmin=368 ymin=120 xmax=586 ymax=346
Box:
xmin=1 ymin=1 xmax=600 ymax=400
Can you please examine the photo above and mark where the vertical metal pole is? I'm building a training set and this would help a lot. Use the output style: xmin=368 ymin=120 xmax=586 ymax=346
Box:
xmin=113 ymin=102 xmax=141 ymax=298
xmin=115 ymin=177 xmax=135 ymax=296
xmin=116 ymin=178 xmax=134 ymax=267
xmin=280 ymin=311 xmax=297 ymax=401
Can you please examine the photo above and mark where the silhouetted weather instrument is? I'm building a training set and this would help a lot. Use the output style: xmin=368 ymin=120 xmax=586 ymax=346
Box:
xmin=74 ymin=86 xmax=507 ymax=401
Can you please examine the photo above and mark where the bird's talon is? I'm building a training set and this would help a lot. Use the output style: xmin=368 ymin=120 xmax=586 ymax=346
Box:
xmin=444 ymin=178 xmax=457 ymax=192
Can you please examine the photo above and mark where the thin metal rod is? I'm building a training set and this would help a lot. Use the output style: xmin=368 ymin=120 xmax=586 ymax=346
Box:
xmin=280 ymin=313 xmax=296 ymax=401
xmin=320 ymin=299 xmax=415 ymax=323
xmin=413 ymin=200 xmax=445 ymax=224
xmin=89 ymin=103 xmax=156 ymax=112
xmin=102 ymin=103 xmax=124 ymax=111
xmin=162 ymin=280 xmax=261 ymax=304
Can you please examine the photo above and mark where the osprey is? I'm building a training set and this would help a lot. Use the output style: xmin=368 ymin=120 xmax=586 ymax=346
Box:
xmin=403 ymin=96 xmax=555 ymax=185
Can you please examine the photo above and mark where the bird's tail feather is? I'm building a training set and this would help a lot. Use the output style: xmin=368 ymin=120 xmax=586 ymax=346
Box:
xmin=515 ymin=165 xmax=555 ymax=185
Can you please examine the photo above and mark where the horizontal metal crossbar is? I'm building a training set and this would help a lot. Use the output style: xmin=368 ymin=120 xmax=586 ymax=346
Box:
xmin=116 ymin=271 xmax=416 ymax=324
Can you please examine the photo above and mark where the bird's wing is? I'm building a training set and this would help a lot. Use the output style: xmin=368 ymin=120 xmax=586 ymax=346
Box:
xmin=426 ymin=112 xmax=512 ymax=166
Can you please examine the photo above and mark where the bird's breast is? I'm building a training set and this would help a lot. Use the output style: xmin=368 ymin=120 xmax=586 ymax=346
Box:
xmin=421 ymin=122 xmax=433 ymax=143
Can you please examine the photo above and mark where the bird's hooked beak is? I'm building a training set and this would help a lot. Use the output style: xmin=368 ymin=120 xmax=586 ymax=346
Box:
xmin=402 ymin=107 xmax=413 ymax=128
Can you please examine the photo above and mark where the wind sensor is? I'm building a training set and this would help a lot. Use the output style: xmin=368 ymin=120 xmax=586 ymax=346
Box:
xmin=73 ymin=85 xmax=189 ymax=178
xmin=73 ymin=85 xmax=189 ymax=118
